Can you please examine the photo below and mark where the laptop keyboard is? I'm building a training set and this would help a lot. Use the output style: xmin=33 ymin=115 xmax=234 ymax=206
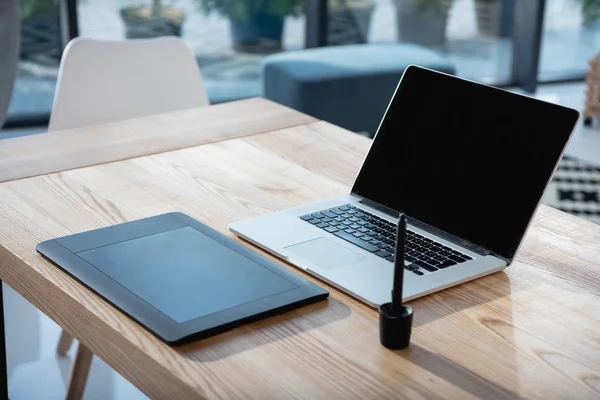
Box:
xmin=299 ymin=204 xmax=472 ymax=276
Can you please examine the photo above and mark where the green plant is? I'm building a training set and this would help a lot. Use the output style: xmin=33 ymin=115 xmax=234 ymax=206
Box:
xmin=197 ymin=0 xmax=305 ymax=21
xmin=19 ymin=0 xmax=58 ymax=19
xmin=582 ymin=0 xmax=600 ymax=24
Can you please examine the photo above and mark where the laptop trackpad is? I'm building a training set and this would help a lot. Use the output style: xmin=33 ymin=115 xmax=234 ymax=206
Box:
xmin=285 ymin=237 xmax=365 ymax=271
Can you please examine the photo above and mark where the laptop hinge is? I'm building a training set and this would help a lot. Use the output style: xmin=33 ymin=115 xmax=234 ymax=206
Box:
xmin=358 ymin=198 xmax=495 ymax=258
xmin=359 ymin=198 xmax=400 ymax=219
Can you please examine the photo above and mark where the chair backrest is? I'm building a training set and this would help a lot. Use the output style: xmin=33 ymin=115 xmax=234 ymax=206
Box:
xmin=0 ymin=0 xmax=19 ymax=129
xmin=49 ymin=36 xmax=209 ymax=132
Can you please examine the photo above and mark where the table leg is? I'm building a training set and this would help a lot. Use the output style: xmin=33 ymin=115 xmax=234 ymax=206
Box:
xmin=0 ymin=282 xmax=8 ymax=400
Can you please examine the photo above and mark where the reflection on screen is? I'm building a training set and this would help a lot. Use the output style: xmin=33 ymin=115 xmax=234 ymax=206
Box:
xmin=352 ymin=67 xmax=579 ymax=260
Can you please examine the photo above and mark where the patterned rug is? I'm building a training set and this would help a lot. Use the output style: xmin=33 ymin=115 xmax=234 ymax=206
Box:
xmin=542 ymin=156 xmax=600 ymax=224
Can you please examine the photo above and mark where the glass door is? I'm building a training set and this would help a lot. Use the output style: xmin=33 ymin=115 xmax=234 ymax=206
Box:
xmin=7 ymin=0 xmax=63 ymax=125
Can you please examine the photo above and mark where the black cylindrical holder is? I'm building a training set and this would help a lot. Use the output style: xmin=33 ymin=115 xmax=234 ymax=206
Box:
xmin=378 ymin=302 xmax=413 ymax=349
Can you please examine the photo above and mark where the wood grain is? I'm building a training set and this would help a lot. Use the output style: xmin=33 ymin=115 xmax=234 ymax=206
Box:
xmin=0 ymin=97 xmax=316 ymax=184
xmin=1 ymin=119 xmax=600 ymax=399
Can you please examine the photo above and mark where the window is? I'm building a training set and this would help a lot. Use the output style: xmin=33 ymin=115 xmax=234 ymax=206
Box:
xmin=77 ymin=0 xmax=307 ymax=103
xmin=539 ymin=0 xmax=599 ymax=81
xmin=7 ymin=0 xmax=62 ymax=125
xmin=325 ymin=0 xmax=515 ymax=85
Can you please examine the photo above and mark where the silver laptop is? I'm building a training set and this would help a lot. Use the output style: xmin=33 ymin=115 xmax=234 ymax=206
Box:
xmin=229 ymin=65 xmax=580 ymax=308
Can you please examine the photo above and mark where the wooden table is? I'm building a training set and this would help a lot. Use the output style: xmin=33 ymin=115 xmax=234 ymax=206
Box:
xmin=1 ymin=98 xmax=600 ymax=399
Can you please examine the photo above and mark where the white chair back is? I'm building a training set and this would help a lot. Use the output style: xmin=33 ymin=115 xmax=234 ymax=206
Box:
xmin=49 ymin=36 xmax=209 ymax=131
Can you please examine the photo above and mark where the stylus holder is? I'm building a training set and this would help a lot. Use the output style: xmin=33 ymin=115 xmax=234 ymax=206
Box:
xmin=378 ymin=303 xmax=413 ymax=349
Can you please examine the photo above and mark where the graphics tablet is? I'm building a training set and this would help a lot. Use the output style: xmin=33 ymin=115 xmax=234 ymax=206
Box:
xmin=37 ymin=212 xmax=329 ymax=344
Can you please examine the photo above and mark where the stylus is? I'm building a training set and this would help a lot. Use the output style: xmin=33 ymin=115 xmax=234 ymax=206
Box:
xmin=391 ymin=214 xmax=406 ymax=314
xmin=378 ymin=213 xmax=413 ymax=349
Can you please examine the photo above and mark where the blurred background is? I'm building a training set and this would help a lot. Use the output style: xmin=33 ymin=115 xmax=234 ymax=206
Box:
xmin=6 ymin=0 xmax=600 ymax=129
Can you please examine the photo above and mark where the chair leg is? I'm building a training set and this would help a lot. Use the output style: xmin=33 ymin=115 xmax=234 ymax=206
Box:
xmin=65 ymin=343 xmax=93 ymax=400
xmin=57 ymin=330 xmax=74 ymax=356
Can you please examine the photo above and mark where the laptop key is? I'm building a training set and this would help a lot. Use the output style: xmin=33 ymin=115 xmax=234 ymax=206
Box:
xmin=412 ymin=260 xmax=438 ymax=272
xmin=321 ymin=211 xmax=337 ymax=218
xmin=338 ymin=205 xmax=350 ymax=211
xmin=375 ymin=250 xmax=391 ymax=258
xmin=437 ymin=260 xmax=457 ymax=269
xmin=333 ymin=231 xmax=379 ymax=252
xmin=310 ymin=213 xmax=325 ymax=219
xmin=316 ymin=222 xmax=329 ymax=228
xmin=300 ymin=215 xmax=313 ymax=221
xmin=413 ymin=270 xmax=424 ymax=276
xmin=352 ymin=232 xmax=365 ymax=238
xmin=329 ymin=208 xmax=344 ymax=215
xmin=308 ymin=219 xmax=321 ymax=225
xmin=449 ymin=254 xmax=467 ymax=263
xmin=385 ymin=255 xmax=395 ymax=262
xmin=324 ymin=226 xmax=339 ymax=233
xmin=344 ymin=228 xmax=356 ymax=234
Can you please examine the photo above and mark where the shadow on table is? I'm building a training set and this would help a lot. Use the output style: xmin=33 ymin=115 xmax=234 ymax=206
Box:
xmin=399 ymin=344 xmax=520 ymax=399
xmin=398 ymin=270 xmax=520 ymax=399
xmin=178 ymin=297 xmax=350 ymax=362
xmin=411 ymin=271 xmax=515 ymax=328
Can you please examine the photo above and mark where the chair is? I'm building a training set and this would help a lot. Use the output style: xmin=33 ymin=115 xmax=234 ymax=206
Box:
xmin=0 ymin=0 xmax=19 ymax=129
xmin=51 ymin=36 xmax=209 ymax=400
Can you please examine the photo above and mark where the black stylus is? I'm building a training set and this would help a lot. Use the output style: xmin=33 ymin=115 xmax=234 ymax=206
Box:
xmin=378 ymin=213 xmax=414 ymax=349
xmin=391 ymin=214 xmax=406 ymax=314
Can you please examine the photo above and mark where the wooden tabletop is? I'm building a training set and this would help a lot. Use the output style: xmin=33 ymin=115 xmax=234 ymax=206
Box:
xmin=1 ymin=98 xmax=600 ymax=399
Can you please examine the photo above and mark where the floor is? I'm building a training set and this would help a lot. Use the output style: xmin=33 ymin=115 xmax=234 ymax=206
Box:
xmin=2 ymin=81 xmax=600 ymax=399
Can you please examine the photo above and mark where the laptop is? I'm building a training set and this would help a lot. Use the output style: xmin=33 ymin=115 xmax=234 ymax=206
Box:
xmin=229 ymin=65 xmax=580 ymax=307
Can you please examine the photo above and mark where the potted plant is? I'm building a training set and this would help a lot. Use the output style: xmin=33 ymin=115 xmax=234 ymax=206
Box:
xmin=393 ymin=0 xmax=454 ymax=48
xmin=120 ymin=0 xmax=185 ymax=39
xmin=327 ymin=0 xmax=376 ymax=45
xmin=197 ymin=0 xmax=304 ymax=53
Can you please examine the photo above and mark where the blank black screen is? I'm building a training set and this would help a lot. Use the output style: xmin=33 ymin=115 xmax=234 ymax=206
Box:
xmin=352 ymin=66 xmax=579 ymax=260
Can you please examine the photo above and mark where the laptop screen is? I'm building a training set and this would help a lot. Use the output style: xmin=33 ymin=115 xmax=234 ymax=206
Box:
xmin=351 ymin=66 xmax=579 ymax=261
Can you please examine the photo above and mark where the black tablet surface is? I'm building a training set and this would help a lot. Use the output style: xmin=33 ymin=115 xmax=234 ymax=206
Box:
xmin=36 ymin=212 xmax=328 ymax=344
